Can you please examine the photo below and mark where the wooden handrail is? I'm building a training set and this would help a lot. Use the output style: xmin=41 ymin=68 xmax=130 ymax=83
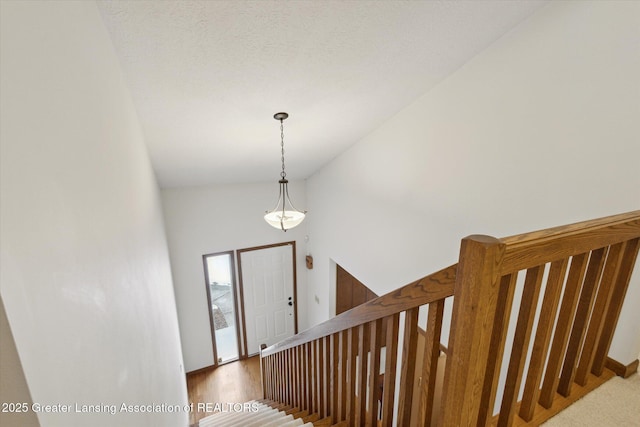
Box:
xmin=501 ymin=210 xmax=640 ymax=273
xmin=262 ymin=263 xmax=457 ymax=356
xmin=501 ymin=210 xmax=640 ymax=245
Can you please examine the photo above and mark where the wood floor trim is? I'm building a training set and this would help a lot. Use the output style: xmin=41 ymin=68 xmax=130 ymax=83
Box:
xmin=605 ymin=357 xmax=639 ymax=379
xmin=186 ymin=364 xmax=217 ymax=377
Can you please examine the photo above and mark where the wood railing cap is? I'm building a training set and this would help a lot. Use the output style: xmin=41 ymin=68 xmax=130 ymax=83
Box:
xmin=500 ymin=210 xmax=640 ymax=273
xmin=501 ymin=210 xmax=640 ymax=247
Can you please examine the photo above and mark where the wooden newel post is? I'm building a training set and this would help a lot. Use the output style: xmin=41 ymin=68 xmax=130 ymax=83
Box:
xmin=260 ymin=343 xmax=267 ymax=399
xmin=439 ymin=235 xmax=505 ymax=427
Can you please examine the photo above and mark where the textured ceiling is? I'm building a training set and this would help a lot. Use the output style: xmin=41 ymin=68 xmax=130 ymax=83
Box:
xmin=97 ymin=0 xmax=547 ymax=188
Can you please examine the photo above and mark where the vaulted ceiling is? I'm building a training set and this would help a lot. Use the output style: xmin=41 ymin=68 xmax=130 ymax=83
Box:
xmin=97 ymin=0 xmax=547 ymax=188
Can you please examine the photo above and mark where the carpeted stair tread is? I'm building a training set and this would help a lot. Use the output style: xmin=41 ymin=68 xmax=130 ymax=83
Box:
xmin=198 ymin=401 xmax=314 ymax=427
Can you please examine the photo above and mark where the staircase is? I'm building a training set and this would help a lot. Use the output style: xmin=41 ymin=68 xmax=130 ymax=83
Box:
xmin=198 ymin=400 xmax=316 ymax=427
xmin=231 ymin=211 xmax=640 ymax=426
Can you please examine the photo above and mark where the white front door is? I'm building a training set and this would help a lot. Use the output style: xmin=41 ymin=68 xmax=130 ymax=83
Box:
xmin=240 ymin=243 xmax=296 ymax=356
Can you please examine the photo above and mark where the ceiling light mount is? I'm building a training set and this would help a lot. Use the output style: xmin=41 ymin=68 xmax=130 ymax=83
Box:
xmin=264 ymin=112 xmax=306 ymax=231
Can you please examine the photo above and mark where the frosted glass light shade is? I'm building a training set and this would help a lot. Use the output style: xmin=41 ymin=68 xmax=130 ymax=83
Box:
xmin=264 ymin=210 xmax=306 ymax=231
xmin=264 ymin=178 xmax=306 ymax=231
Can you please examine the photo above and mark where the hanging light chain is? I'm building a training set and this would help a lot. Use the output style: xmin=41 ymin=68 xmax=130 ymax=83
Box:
xmin=280 ymin=119 xmax=286 ymax=179
xmin=264 ymin=111 xmax=306 ymax=232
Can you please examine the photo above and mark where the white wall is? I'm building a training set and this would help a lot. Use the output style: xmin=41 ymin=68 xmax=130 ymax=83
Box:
xmin=0 ymin=2 xmax=188 ymax=426
xmin=162 ymin=181 xmax=309 ymax=372
xmin=306 ymin=1 xmax=640 ymax=363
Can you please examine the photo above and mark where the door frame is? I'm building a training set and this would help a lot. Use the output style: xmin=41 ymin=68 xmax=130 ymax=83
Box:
xmin=237 ymin=241 xmax=299 ymax=358
xmin=202 ymin=250 xmax=242 ymax=367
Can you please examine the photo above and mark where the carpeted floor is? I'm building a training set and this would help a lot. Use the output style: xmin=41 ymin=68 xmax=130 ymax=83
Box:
xmin=542 ymin=373 xmax=640 ymax=426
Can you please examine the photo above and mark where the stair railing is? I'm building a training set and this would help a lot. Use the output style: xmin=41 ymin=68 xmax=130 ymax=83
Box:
xmin=261 ymin=211 xmax=640 ymax=426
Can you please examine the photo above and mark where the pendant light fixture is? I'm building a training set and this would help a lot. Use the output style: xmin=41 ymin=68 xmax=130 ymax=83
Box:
xmin=264 ymin=112 xmax=307 ymax=231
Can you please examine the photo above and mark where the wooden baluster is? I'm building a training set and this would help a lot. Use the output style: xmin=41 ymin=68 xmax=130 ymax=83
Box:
xmin=277 ymin=351 xmax=283 ymax=403
xmin=381 ymin=313 xmax=400 ymax=427
xmin=286 ymin=349 xmax=292 ymax=405
xmin=272 ymin=353 xmax=280 ymax=402
xmin=306 ymin=343 xmax=312 ymax=412
xmin=557 ymin=248 xmax=607 ymax=396
xmin=498 ymin=265 xmax=545 ymax=427
xmin=318 ymin=337 xmax=329 ymax=418
xmin=538 ymin=252 xmax=588 ymax=408
xmin=439 ymin=235 xmax=505 ymax=427
xmin=306 ymin=341 xmax=318 ymax=414
xmin=338 ymin=329 xmax=348 ymax=421
xmin=268 ymin=353 xmax=273 ymax=402
xmin=260 ymin=354 xmax=266 ymax=399
xmin=296 ymin=346 xmax=302 ymax=408
xmin=272 ymin=354 xmax=277 ymax=401
xmin=575 ymin=242 xmax=626 ymax=386
xmin=593 ymin=238 xmax=640 ymax=376
xmin=277 ymin=351 xmax=282 ymax=403
xmin=355 ymin=322 xmax=369 ymax=426
xmin=278 ymin=351 xmax=287 ymax=403
xmin=270 ymin=354 xmax=276 ymax=401
xmin=419 ymin=299 xmax=444 ymax=426
xmin=285 ymin=351 xmax=289 ymax=403
xmin=293 ymin=348 xmax=298 ymax=406
xmin=272 ymin=352 xmax=277 ymax=402
xmin=315 ymin=340 xmax=320 ymax=414
xmin=325 ymin=335 xmax=331 ymax=418
xmin=281 ymin=352 xmax=285 ymax=402
xmin=293 ymin=347 xmax=297 ymax=407
xmin=308 ymin=342 xmax=314 ymax=412
xmin=519 ymin=259 xmax=569 ymax=421
xmin=281 ymin=351 xmax=286 ymax=403
xmin=346 ymin=326 xmax=358 ymax=425
xmin=366 ymin=319 xmax=383 ymax=426
xmin=318 ymin=340 xmax=323 ymax=414
xmin=290 ymin=348 xmax=295 ymax=408
xmin=280 ymin=351 xmax=284 ymax=404
xmin=313 ymin=340 xmax=319 ymax=414
xmin=318 ymin=338 xmax=324 ymax=416
xmin=287 ymin=348 xmax=293 ymax=406
xmin=296 ymin=345 xmax=304 ymax=411
xmin=331 ymin=332 xmax=339 ymax=423
xmin=299 ymin=344 xmax=306 ymax=411
xmin=292 ymin=347 xmax=297 ymax=408
xmin=262 ymin=354 xmax=269 ymax=399
xmin=302 ymin=345 xmax=307 ymax=410
xmin=269 ymin=354 xmax=275 ymax=400
xmin=477 ymin=273 xmax=518 ymax=425
xmin=287 ymin=349 xmax=292 ymax=406
xmin=260 ymin=349 xmax=265 ymax=399
xmin=396 ymin=308 xmax=419 ymax=426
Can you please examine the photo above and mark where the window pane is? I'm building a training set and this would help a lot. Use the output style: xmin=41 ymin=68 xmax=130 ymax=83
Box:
xmin=205 ymin=253 xmax=239 ymax=363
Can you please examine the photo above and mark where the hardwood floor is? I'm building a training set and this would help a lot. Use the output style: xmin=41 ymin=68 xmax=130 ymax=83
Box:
xmin=186 ymin=356 xmax=263 ymax=425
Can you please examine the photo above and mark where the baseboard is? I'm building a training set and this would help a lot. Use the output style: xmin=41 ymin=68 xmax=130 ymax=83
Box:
xmin=186 ymin=363 xmax=217 ymax=377
xmin=605 ymin=357 xmax=639 ymax=379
